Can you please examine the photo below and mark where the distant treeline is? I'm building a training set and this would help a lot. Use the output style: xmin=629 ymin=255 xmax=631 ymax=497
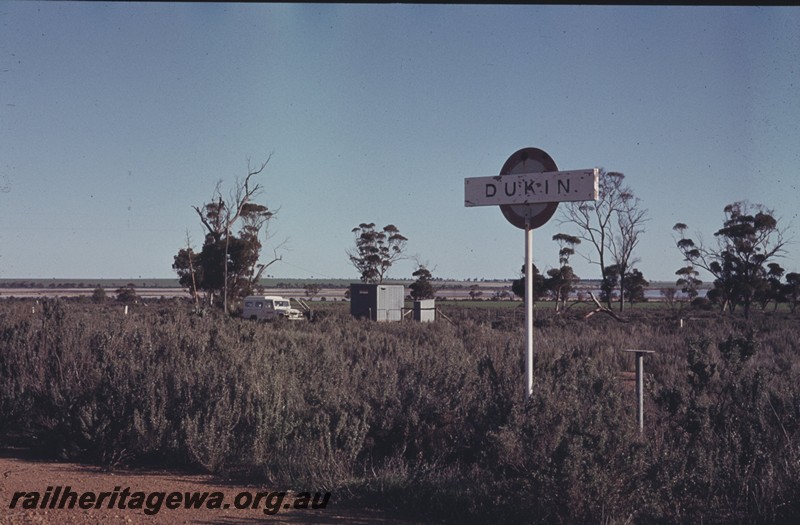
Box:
xmin=0 ymin=279 xmax=179 ymax=289
xmin=0 ymin=278 xmax=702 ymax=290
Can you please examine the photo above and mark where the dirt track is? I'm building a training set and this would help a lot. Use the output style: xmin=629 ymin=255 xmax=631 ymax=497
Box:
xmin=0 ymin=450 xmax=419 ymax=524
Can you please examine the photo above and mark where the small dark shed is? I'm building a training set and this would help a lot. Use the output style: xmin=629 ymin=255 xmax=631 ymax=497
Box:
xmin=350 ymin=283 xmax=404 ymax=321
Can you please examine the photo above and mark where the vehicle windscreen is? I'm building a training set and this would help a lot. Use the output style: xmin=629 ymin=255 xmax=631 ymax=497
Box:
xmin=275 ymin=301 xmax=290 ymax=308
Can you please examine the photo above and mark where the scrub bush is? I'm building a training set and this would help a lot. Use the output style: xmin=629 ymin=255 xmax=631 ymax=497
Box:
xmin=1 ymin=299 xmax=799 ymax=523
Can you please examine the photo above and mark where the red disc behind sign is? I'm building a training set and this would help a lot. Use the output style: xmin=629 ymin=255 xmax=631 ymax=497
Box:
xmin=499 ymin=147 xmax=559 ymax=230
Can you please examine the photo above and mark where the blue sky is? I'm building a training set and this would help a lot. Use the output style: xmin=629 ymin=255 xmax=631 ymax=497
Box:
xmin=1 ymin=3 xmax=799 ymax=283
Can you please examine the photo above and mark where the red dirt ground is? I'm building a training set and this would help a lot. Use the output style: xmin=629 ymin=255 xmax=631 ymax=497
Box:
xmin=0 ymin=450 xmax=421 ymax=525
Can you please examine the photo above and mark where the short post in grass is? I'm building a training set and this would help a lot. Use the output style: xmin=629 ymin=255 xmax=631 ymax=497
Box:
xmin=624 ymin=349 xmax=655 ymax=432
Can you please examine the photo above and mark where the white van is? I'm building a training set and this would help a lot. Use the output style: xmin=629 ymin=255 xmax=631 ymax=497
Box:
xmin=242 ymin=296 xmax=304 ymax=321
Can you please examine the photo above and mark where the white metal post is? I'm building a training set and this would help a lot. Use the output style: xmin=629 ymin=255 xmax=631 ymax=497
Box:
xmin=525 ymin=223 xmax=533 ymax=399
xmin=635 ymin=353 xmax=644 ymax=431
xmin=624 ymin=349 xmax=654 ymax=433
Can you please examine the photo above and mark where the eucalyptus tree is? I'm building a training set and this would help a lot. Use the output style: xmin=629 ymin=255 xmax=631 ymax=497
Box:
xmin=511 ymin=263 xmax=547 ymax=303
xmin=173 ymin=158 xmax=281 ymax=313
xmin=785 ymin=273 xmax=800 ymax=314
xmin=560 ymin=170 xmax=648 ymax=311
xmin=410 ymin=265 xmax=436 ymax=300
xmin=347 ymin=223 xmax=408 ymax=284
xmin=547 ymin=233 xmax=581 ymax=311
xmin=674 ymin=201 xmax=787 ymax=318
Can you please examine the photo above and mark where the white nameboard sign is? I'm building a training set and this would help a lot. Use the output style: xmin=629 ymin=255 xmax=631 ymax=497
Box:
xmin=464 ymin=168 xmax=599 ymax=207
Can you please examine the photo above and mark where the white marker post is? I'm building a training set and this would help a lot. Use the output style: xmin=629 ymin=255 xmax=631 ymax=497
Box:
xmin=465 ymin=148 xmax=599 ymax=399
xmin=624 ymin=349 xmax=656 ymax=432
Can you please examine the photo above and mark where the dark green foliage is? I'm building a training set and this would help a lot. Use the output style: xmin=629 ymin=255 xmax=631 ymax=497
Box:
xmin=512 ymin=235 xmax=581 ymax=311
xmin=785 ymin=272 xmax=800 ymax=313
xmin=675 ymin=202 xmax=787 ymax=318
xmin=623 ymin=268 xmax=649 ymax=305
xmin=115 ymin=284 xmax=138 ymax=303
xmin=600 ymin=266 xmax=649 ymax=309
xmin=91 ymin=286 xmax=107 ymax=303
xmin=676 ymin=264 xmax=702 ymax=300
xmin=409 ymin=266 xmax=435 ymax=300
xmin=1 ymin=300 xmax=800 ymax=523
xmin=548 ymin=233 xmax=581 ymax=311
xmin=173 ymin=215 xmax=271 ymax=305
xmin=511 ymin=263 xmax=547 ymax=302
xmin=600 ymin=264 xmax=620 ymax=304
xmin=173 ymin=160 xmax=277 ymax=311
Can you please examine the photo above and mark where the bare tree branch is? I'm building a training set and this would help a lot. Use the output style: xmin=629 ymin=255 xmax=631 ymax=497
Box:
xmin=583 ymin=292 xmax=630 ymax=322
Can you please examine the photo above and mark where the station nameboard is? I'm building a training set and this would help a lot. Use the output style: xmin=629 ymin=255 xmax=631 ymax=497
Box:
xmin=464 ymin=168 xmax=599 ymax=207
xmin=463 ymin=146 xmax=600 ymax=399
